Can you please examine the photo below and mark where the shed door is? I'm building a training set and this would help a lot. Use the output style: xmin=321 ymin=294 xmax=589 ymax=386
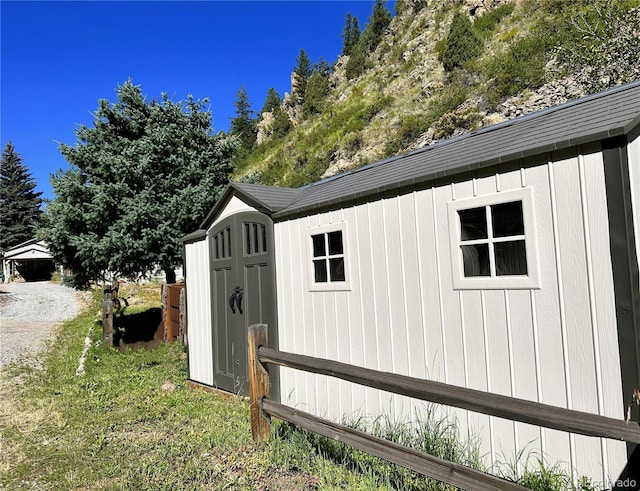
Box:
xmin=209 ymin=212 xmax=276 ymax=396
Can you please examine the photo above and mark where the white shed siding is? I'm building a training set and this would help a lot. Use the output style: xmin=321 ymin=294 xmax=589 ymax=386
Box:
xmin=185 ymin=238 xmax=213 ymax=386
xmin=629 ymin=130 xmax=640 ymax=292
xmin=274 ymin=145 xmax=627 ymax=481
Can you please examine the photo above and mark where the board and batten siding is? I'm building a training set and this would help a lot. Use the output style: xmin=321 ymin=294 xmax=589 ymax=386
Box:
xmin=185 ymin=237 xmax=213 ymax=386
xmin=274 ymin=144 xmax=627 ymax=482
xmin=185 ymin=196 xmax=259 ymax=387
xmin=629 ymin=129 xmax=640 ymax=293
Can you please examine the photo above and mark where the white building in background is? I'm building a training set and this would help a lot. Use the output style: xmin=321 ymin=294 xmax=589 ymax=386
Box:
xmin=2 ymin=239 xmax=58 ymax=282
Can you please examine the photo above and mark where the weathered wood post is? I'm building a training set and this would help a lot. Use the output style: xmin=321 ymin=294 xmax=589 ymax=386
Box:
xmin=248 ymin=324 xmax=271 ymax=442
xmin=161 ymin=283 xmax=169 ymax=342
xmin=179 ymin=285 xmax=186 ymax=343
xmin=102 ymin=285 xmax=114 ymax=345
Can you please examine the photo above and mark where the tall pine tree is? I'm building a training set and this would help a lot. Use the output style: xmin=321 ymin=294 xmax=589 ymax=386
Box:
xmin=361 ymin=0 xmax=392 ymax=53
xmin=230 ymin=85 xmax=257 ymax=152
xmin=341 ymin=13 xmax=361 ymax=56
xmin=292 ymin=49 xmax=312 ymax=105
xmin=0 ymin=142 xmax=43 ymax=253
xmin=261 ymin=88 xmax=282 ymax=114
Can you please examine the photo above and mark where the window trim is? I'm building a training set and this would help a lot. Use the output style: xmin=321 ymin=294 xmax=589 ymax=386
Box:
xmin=447 ymin=188 xmax=540 ymax=290
xmin=306 ymin=223 xmax=351 ymax=292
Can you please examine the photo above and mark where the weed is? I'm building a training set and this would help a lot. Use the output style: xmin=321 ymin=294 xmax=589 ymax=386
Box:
xmin=495 ymin=446 xmax=598 ymax=491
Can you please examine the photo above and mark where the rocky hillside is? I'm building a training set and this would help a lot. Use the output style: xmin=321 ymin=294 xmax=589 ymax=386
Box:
xmin=233 ymin=0 xmax=640 ymax=188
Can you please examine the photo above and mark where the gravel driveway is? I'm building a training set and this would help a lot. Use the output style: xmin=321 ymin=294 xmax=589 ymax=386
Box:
xmin=0 ymin=281 xmax=83 ymax=368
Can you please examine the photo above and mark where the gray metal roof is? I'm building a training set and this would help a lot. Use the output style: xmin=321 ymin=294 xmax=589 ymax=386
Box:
xmin=270 ymin=80 xmax=640 ymax=220
xmin=197 ymin=181 xmax=301 ymax=231
xmin=184 ymin=182 xmax=301 ymax=242
xmin=230 ymin=182 xmax=301 ymax=212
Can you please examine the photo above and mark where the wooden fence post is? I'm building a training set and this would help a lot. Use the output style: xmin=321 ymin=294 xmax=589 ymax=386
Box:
xmin=102 ymin=286 xmax=113 ymax=345
xmin=248 ymin=324 xmax=271 ymax=442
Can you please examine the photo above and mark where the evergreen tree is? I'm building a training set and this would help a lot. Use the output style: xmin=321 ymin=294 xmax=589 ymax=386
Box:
xmin=313 ymin=56 xmax=331 ymax=77
xmin=345 ymin=42 xmax=367 ymax=80
xmin=44 ymin=80 xmax=236 ymax=287
xmin=261 ymin=88 xmax=282 ymax=114
xmin=271 ymin=106 xmax=292 ymax=138
xmin=0 ymin=142 xmax=43 ymax=253
xmin=341 ymin=13 xmax=361 ymax=56
xmin=292 ymin=49 xmax=313 ymax=104
xmin=442 ymin=12 xmax=483 ymax=72
xmin=230 ymin=85 xmax=257 ymax=152
xmin=303 ymin=71 xmax=330 ymax=116
xmin=361 ymin=0 xmax=392 ymax=53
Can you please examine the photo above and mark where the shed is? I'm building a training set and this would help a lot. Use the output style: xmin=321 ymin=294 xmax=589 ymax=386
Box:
xmin=2 ymin=239 xmax=56 ymax=282
xmin=183 ymin=81 xmax=640 ymax=483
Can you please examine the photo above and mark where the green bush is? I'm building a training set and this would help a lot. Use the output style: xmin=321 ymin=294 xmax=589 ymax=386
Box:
xmin=484 ymin=28 xmax=553 ymax=104
xmin=384 ymin=86 xmax=467 ymax=157
xmin=345 ymin=43 xmax=368 ymax=80
xmin=427 ymin=86 xmax=468 ymax=121
xmin=442 ymin=12 xmax=483 ymax=72
xmin=385 ymin=114 xmax=428 ymax=157
xmin=552 ymin=0 xmax=640 ymax=93
xmin=473 ymin=3 xmax=516 ymax=39
xmin=303 ymin=72 xmax=330 ymax=117
xmin=271 ymin=106 xmax=293 ymax=138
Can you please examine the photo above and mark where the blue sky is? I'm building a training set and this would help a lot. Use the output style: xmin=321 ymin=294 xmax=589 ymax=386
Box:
xmin=1 ymin=0 xmax=389 ymax=202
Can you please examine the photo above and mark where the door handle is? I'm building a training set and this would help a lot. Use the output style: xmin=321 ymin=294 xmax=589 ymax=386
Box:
xmin=228 ymin=286 xmax=244 ymax=315
xmin=236 ymin=288 xmax=243 ymax=314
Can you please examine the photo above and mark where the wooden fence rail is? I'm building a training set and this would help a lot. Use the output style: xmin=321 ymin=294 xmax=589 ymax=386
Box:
xmin=262 ymin=398 xmax=525 ymax=491
xmin=257 ymin=345 xmax=640 ymax=445
xmin=248 ymin=324 xmax=640 ymax=490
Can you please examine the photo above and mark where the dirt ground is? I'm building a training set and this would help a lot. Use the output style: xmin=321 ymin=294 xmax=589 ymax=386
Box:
xmin=0 ymin=281 xmax=84 ymax=369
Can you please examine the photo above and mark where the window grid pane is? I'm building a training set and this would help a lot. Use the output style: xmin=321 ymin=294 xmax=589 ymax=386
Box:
xmin=459 ymin=207 xmax=488 ymax=240
xmin=492 ymin=201 xmax=524 ymax=237
xmin=313 ymin=259 xmax=328 ymax=282
xmin=461 ymin=244 xmax=491 ymax=277
xmin=328 ymin=231 xmax=343 ymax=255
xmin=458 ymin=200 xmax=527 ymax=279
xmin=312 ymin=234 xmax=326 ymax=257
xmin=494 ymin=240 xmax=527 ymax=275
xmin=329 ymin=257 xmax=345 ymax=281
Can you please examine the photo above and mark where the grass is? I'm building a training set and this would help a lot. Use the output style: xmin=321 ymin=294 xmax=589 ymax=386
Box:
xmin=0 ymin=286 xmax=391 ymax=490
xmin=1 ymin=285 xmax=600 ymax=490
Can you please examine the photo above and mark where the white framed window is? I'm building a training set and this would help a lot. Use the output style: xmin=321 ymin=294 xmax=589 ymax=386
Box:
xmin=447 ymin=188 xmax=539 ymax=290
xmin=307 ymin=223 xmax=350 ymax=291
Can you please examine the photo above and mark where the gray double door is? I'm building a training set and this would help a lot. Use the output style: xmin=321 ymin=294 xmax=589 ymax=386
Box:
xmin=209 ymin=211 xmax=277 ymax=396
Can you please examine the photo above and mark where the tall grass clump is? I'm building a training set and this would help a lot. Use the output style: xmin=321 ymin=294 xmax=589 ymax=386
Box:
xmin=273 ymin=405 xmax=485 ymax=491
xmin=495 ymin=447 xmax=599 ymax=491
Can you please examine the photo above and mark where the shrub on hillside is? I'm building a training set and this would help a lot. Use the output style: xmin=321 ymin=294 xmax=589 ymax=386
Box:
xmin=473 ymin=3 xmax=516 ymax=39
xmin=553 ymin=1 xmax=640 ymax=93
xmin=442 ymin=12 xmax=483 ymax=72
xmin=271 ymin=107 xmax=293 ymax=138
xmin=345 ymin=43 xmax=368 ymax=80
xmin=303 ymin=72 xmax=330 ymax=117
xmin=484 ymin=29 xmax=551 ymax=105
